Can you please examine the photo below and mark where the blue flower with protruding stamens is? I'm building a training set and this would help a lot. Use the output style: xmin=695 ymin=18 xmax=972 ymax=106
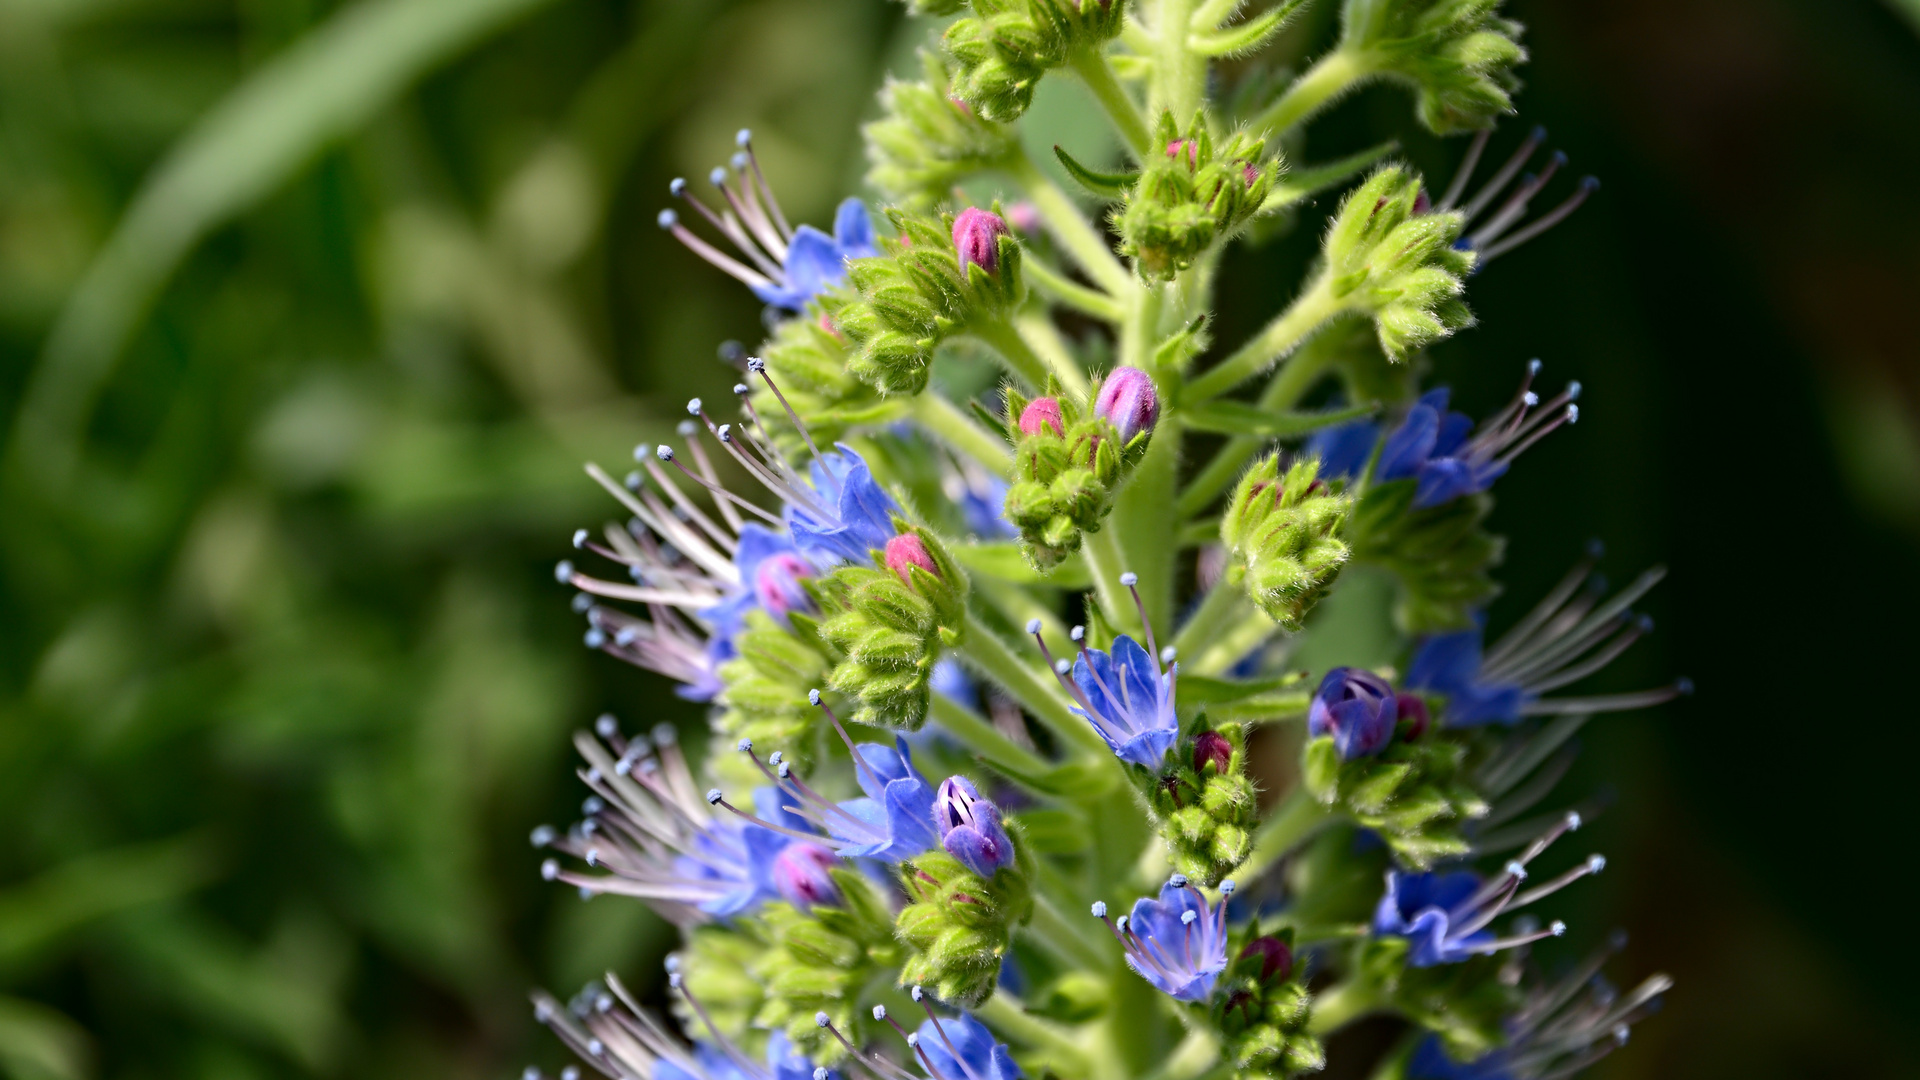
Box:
xmin=704 ymin=525 xmax=817 ymax=642
xmin=753 ymin=198 xmax=879 ymax=311
xmin=1377 ymin=388 xmax=1510 ymax=508
xmin=1117 ymin=880 xmax=1230 ymax=1002
xmin=911 ymin=1013 xmax=1022 ymax=1080
xmin=829 ymin=737 xmax=940 ymax=862
xmin=1067 ymin=634 xmax=1178 ymax=769
xmin=1307 ymin=415 xmax=1382 ymax=481
xmin=674 ymin=787 xmax=810 ymax=918
xmin=1404 ymin=619 xmax=1526 ymax=726
xmin=1372 ymin=870 xmax=1497 ymax=967
xmin=784 ymin=445 xmax=900 ymax=564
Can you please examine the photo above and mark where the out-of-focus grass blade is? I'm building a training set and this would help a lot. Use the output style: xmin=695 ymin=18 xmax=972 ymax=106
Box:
xmin=0 ymin=996 xmax=91 ymax=1080
xmin=0 ymin=831 xmax=222 ymax=977
xmin=9 ymin=0 xmax=561 ymax=490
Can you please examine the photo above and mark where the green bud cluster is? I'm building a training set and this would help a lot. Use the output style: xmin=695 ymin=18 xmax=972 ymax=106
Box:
xmin=1220 ymin=455 xmax=1352 ymax=631
xmin=865 ymin=51 xmax=1021 ymax=210
xmin=672 ymin=925 xmax=769 ymax=1053
xmin=943 ymin=0 xmax=1128 ymax=123
xmin=1213 ymin=926 xmax=1325 ymax=1079
xmin=1118 ymin=113 xmax=1277 ymax=280
xmin=713 ymin=607 xmax=835 ymax=782
xmin=1338 ymin=0 xmax=1527 ymax=135
xmin=1353 ymin=937 xmax=1514 ymax=1060
xmin=1349 ymin=479 xmax=1503 ymax=633
xmin=1144 ymin=720 xmax=1258 ymax=887
xmin=1000 ymin=378 xmax=1149 ymax=572
xmin=819 ymin=521 xmax=968 ymax=729
xmin=752 ymin=870 xmax=903 ymax=1062
xmin=1300 ymin=730 xmax=1488 ymax=869
xmin=751 ymin=301 xmax=901 ymax=454
xmin=1322 ymin=166 xmax=1475 ymax=361
xmin=894 ymin=837 xmax=1035 ymax=1007
xmin=839 ymin=207 xmax=1026 ymax=396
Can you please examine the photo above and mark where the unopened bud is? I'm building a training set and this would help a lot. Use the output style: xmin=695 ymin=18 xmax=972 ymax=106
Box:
xmin=1018 ymin=397 xmax=1064 ymax=437
xmin=884 ymin=533 xmax=939 ymax=585
xmin=1395 ymin=693 xmax=1430 ymax=741
xmin=1095 ymin=366 xmax=1160 ymax=442
xmin=1192 ymin=731 xmax=1233 ymax=774
xmin=952 ymin=207 xmax=1010 ymax=274
xmin=1239 ymin=935 xmax=1294 ymax=984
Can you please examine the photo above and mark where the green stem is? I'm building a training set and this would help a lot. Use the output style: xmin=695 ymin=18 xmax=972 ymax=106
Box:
xmin=1169 ymin=574 xmax=1247 ymax=660
xmin=959 ymin=611 xmax=1107 ymax=757
xmin=910 ymin=393 xmax=1012 ymax=478
xmin=1025 ymin=257 xmax=1125 ymax=324
xmin=973 ymin=316 xmax=1053 ymax=389
xmin=1082 ymin=526 xmax=1134 ymax=635
xmin=1109 ymin=414 xmax=1181 ymax=635
xmin=1007 ymin=156 xmax=1132 ymax=296
xmin=1151 ymin=0 xmax=1205 ymax=119
xmin=1123 ymin=281 xmax=1164 ymax=371
xmin=1185 ymin=273 xmax=1345 ymax=404
xmin=1241 ymin=787 xmax=1335 ymax=880
xmin=1254 ymin=48 xmax=1371 ymax=136
xmin=1028 ymin=891 xmax=1111 ymax=971
xmin=1070 ymin=46 xmax=1152 ymax=159
xmin=928 ymin=691 xmax=1052 ymax=785
xmin=1189 ymin=0 xmax=1241 ymax=31
xmin=1176 ymin=335 xmax=1341 ymax=515
xmin=1307 ymin=978 xmax=1384 ymax=1035
xmin=974 ymin=994 xmax=1093 ymax=1072
xmin=1015 ymin=311 xmax=1091 ymax=398
xmin=1192 ymin=607 xmax=1278 ymax=677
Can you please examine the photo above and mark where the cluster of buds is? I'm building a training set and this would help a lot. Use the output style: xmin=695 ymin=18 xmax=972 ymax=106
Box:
xmin=941 ymin=0 xmax=1129 ymax=123
xmin=865 ymin=50 xmax=1021 ymax=210
xmin=1321 ymin=165 xmax=1476 ymax=361
xmin=1146 ymin=722 xmax=1260 ymax=888
xmin=1336 ymin=0 xmax=1528 ymax=135
xmin=1117 ymin=113 xmax=1277 ymax=280
xmin=745 ymin=868 xmax=903 ymax=1061
xmin=1001 ymin=367 xmax=1159 ymax=571
xmin=837 ymin=206 xmax=1026 ymax=396
xmin=1213 ymin=927 xmax=1324 ymax=1080
xmin=817 ymin=524 xmax=969 ymax=729
xmin=895 ymin=778 xmax=1033 ymax=1007
xmin=1301 ymin=668 xmax=1488 ymax=868
xmin=1220 ymin=454 xmax=1352 ymax=631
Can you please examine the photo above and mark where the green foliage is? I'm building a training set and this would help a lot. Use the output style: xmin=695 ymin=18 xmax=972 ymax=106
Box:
xmin=1348 ymin=480 xmax=1504 ymax=633
xmin=715 ymin=608 xmax=837 ymax=777
xmin=866 ymin=51 xmax=1023 ymax=209
xmin=752 ymin=871 xmax=903 ymax=1063
xmin=1339 ymin=0 xmax=1527 ymax=134
xmin=942 ymin=0 xmax=1130 ymax=122
xmin=895 ymin=843 xmax=1034 ymax=1007
xmin=1118 ymin=112 xmax=1278 ymax=280
xmin=1221 ymin=455 xmax=1353 ymax=630
xmin=1301 ymin=732 xmax=1489 ymax=868
xmin=819 ymin=521 xmax=968 ymax=728
xmin=1144 ymin=721 xmax=1259 ymax=887
xmin=1322 ymin=166 xmax=1476 ymax=360
xmin=1353 ymin=937 xmax=1515 ymax=1059
xmin=752 ymin=299 xmax=903 ymax=454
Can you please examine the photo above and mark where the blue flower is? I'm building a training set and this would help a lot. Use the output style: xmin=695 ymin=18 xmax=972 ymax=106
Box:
xmin=955 ymin=473 xmax=1016 ymax=540
xmin=1374 ymin=368 xmax=1581 ymax=510
xmin=935 ymin=775 xmax=1016 ymax=878
xmin=1064 ymin=634 xmax=1179 ymax=769
xmin=1112 ymin=878 xmax=1230 ymax=1002
xmin=1306 ymin=416 xmax=1381 ymax=481
xmin=912 ymin=1013 xmax=1022 ymax=1080
xmin=784 ymin=445 xmax=900 ymax=564
xmin=536 ymin=972 xmax=839 ymax=1080
xmin=929 ymin=657 xmax=979 ymax=709
xmin=675 ymin=787 xmax=809 ymax=919
xmin=1405 ymin=1035 xmax=1513 ymax=1080
xmin=1404 ymin=621 xmax=1527 ymax=726
xmin=1308 ymin=667 xmax=1399 ymax=759
xmin=752 ymin=198 xmax=880 ymax=311
xmin=827 ymin=737 xmax=941 ymax=862
xmin=1372 ymin=869 xmax=1496 ymax=966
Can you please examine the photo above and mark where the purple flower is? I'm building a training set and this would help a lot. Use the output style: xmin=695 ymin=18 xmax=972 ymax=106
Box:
xmin=783 ymin=446 xmax=900 ymax=565
xmin=1106 ymin=878 xmax=1231 ymax=1002
xmin=912 ymin=1012 xmax=1023 ymax=1080
xmin=1308 ymin=667 xmax=1398 ymax=759
xmin=1056 ymin=632 xmax=1178 ymax=769
xmin=705 ymin=526 xmax=814 ymax=639
xmin=771 ymin=842 xmax=843 ymax=911
xmin=754 ymin=552 xmax=816 ymax=620
xmin=953 ymin=207 xmax=1010 ymax=274
xmin=1094 ymin=366 xmax=1160 ymax=442
xmin=935 ymin=776 xmax=1016 ymax=878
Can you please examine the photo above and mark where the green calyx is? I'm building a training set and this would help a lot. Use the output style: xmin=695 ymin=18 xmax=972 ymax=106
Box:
xmin=1221 ymin=455 xmax=1352 ymax=631
xmin=1322 ymin=165 xmax=1475 ymax=361
xmin=1339 ymin=0 xmax=1527 ymax=136
xmin=1300 ymin=731 xmax=1488 ymax=870
xmin=751 ymin=299 xmax=902 ymax=454
xmin=894 ymin=841 xmax=1035 ymax=1007
xmin=1117 ymin=112 xmax=1278 ymax=281
xmin=1144 ymin=719 xmax=1258 ymax=887
xmin=839 ymin=206 xmax=1027 ymax=396
xmin=1353 ymin=936 xmax=1515 ymax=1060
xmin=672 ymin=924 xmax=771 ymax=1055
xmin=1213 ymin=926 xmax=1325 ymax=1079
xmin=1348 ymin=479 xmax=1504 ymax=633
xmin=1000 ymin=378 xmax=1149 ymax=572
xmin=751 ymin=870 xmax=904 ymax=1063
xmin=819 ymin=520 xmax=968 ymax=729
xmin=943 ymin=0 xmax=1128 ymax=123
xmin=714 ymin=607 xmax=836 ymax=780
xmin=866 ymin=51 xmax=1022 ymax=210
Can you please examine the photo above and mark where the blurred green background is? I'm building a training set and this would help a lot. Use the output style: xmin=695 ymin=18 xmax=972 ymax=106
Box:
xmin=2 ymin=1 xmax=1917 ymax=1078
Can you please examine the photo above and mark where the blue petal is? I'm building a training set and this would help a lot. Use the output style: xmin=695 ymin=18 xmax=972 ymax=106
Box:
xmin=881 ymin=776 xmax=940 ymax=855
xmin=833 ymin=197 xmax=878 ymax=259
xmin=780 ymin=225 xmax=848 ymax=308
xmin=943 ymin=825 xmax=1001 ymax=877
xmin=1378 ymin=402 xmax=1441 ymax=482
xmin=1113 ymin=726 xmax=1177 ymax=769
xmin=1405 ymin=629 xmax=1487 ymax=695
xmin=1431 ymin=409 xmax=1474 ymax=458
xmin=1308 ymin=418 xmax=1382 ymax=480
xmin=1110 ymin=636 xmax=1164 ymax=722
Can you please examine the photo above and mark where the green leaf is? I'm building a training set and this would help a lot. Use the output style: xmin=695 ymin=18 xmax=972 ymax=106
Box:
xmin=1052 ymin=144 xmax=1139 ymax=199
xmin=1176 ymin=673 xmax=1307 ymax=707
xmin=1183 ymin=399 xmax=1378 ymax=438
xmin=1188 ymin=0 xmax=1307 ymax=58
xmin=1260 ymin=142 xmax=1401 ymax=215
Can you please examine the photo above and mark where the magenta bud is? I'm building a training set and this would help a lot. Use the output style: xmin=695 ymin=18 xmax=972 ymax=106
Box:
xmin=771 ymin=843 xmax=842 ymax=911
xmin=1165 ymin=139 xmax=1198 ymax=168
xmin=1241 ymin=161 xmax=1260 ymax=188
xmin=1239 ymin=936 xmax=1294 ymax=984
xmin=1192 ymin=731 xmax=1233 ymax=774
xmin=1413 ymin=187 xmax=1432 ymax=216
xmin=754 ymin=552 xmax=815 ymax=619
xmin=953 ymin=207 xmax=1010 ymax=274
xmin=884 ymin=533 xmax=939 ymax=585
xmin=1395 ymin=693 xmax=1430 ymax=741
xmin=1019 ymin=397 xmax=1064 ymax=437
xmin=1005 ymin=201 xmax=1041 ymax=233
xmin=1095 ymin=366 xmax=1160 ymax=442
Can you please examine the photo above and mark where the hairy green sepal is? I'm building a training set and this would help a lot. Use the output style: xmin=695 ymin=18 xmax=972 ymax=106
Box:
xmin=1221 ymin=455 xmax=1352 ymax=631
xmin=1301 ymin=733 xmax=1488 ymax=869
xmin=1348 ymin=478 xmax=1503 ymax=633
xmin=752 ymin=870 xmax=903 ymax=1063
xmin=1353 ymin=936 xmax=1515 ymax=1060
xmin=943 ymin=0 xmax=1128 ymax=123
xmin=895 ymin=839 xmax=1035 ymax=1007
xmin=1144 ymin=718 xmax=1259 ymax=887
xmin=866 ymin=51 xmax=1022 ymax=209
xmin=1213 ymin=926 xmax=1325 ymax=1079
xmin=1118 ymin=112 xmax=1277 ymax=280
xmin=1322 ymin=166 xmax=1475 ymax=360
xmin=1001 ymin=377 xmax=1150 ymax=572
xmin=1338 ymin=0 xmax=1527 ymax=135
xmin=819 ymin=520 xmax=968 ymax=729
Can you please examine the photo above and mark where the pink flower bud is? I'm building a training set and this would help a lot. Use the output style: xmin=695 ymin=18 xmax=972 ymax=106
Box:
xmin=754 ymin=552 xmax=815 ymax=619
xmin=1192 ymin=730 xmax=1233 ymax=774
xmin=1018 ymin=397 xmax=1064 ymax=437
xmin=1095 ymin=366 xmax=1160 ymax=442
xmin=884 ymin=533 xmax=939 ymax=585
xmin=1242 ymin=161 xmax=1260 ymax=188
xmin=1239 ymin=936 xmax=1294 ymax=984
xmin=1395 ymin=693 xmax=1430 ymax=741
xmin=1165 ymin=139 xmax=1198 ymax=168
xmin=952 ymin=207 xmax=1009 ymax=274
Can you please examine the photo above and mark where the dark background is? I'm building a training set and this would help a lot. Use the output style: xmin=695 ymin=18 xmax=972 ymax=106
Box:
xmin=1 ymin=1 xmax=1916 ymax=1077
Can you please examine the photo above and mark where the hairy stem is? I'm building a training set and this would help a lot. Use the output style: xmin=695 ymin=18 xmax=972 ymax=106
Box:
xmin=974 ymin=994 xmax=1094 ymax=1073
xmin=1025 ymin=256 xmax=1126 ymax=324
xmin=1070 ymin=46 xmax=1152 ymax=159
xmin=1014 ymin=311 xmax=1092 ymax=398
xmin=911 ymin=393 xmax=1012 ymax=477
xmin=928 ymin=691 xmax=1052 ymax=785
xmin=1307 ymin=977 xmax=1384 ymax=1035
xmin=1240 ymin=787 xmax=1335 ymax=880
xmin=1254 ymin=47 xmax=1371 ymax=136
xmin=974 ymin=316 xmax=1055 ymax=389
xmin=959 ymin=611 xmax=1108 ymax=757
xmin=1110 ymin=414 xmax=1182 ymax=635
xmin=1152 ymin=0 xmax=1206 ymax=120
xmin=1008 ymin=156 xmax=1132 ymax=296
xmin=1169 ymin=572 xmax=1247 ymax=660
xmin=1177 ymin=331 xmax=1341 ymax=515
xmin=1184 ymin=273 xmax=1344 ymax=404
